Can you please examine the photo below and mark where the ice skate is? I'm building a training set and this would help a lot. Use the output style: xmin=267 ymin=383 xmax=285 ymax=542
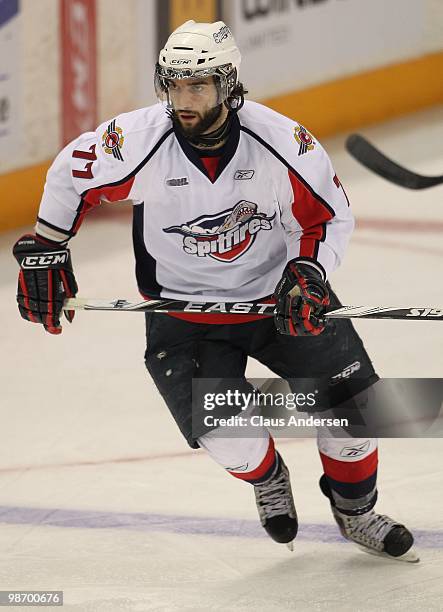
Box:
xmin=254 ymin=455 xmax=298 ymax=550
xmin=319 ymin=474 xmax=419 ymax=562
xmin=331 ymin=506 xmax=419 ymax=563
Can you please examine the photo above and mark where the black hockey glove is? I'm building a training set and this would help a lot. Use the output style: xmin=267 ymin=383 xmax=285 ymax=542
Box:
xmin=274 ymin=259 xmax=329 ymax=336
xmin=13 ymin=234 xmax=78 ymax=334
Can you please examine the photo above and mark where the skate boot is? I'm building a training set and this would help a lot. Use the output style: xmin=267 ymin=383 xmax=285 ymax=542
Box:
xmin=254 ymin=454 xmax=298 ymax=549
xmin=320 ymin=475 xmax=418 ymax=562
xmin=331 ymin=506 xmax=418 ymax=562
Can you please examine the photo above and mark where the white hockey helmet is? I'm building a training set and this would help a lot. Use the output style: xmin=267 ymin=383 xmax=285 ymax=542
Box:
xmin=155 ymin=20 xmax=241 ymax=107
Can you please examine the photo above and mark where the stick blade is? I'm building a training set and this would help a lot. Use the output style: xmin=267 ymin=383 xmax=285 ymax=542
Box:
xmin=345 ymin=134 xmax=443 ymax=190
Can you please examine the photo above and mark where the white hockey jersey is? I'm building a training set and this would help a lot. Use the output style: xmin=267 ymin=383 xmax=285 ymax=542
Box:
xmin=37 ymin=100 xmax=354 ymax=302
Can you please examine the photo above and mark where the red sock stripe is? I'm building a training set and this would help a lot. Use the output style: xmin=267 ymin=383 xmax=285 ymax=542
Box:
xmin=319 ymin=449 xmax=378 ymax=483
xmin=229 ymin=437 xmax=276 ymax=481
xmin=18 ymin=271 xmax=37 ymax=323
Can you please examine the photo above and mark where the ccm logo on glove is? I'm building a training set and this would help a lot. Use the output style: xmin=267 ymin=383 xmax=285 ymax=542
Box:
xmin=21 ymin=252 xmax=69 ymax=268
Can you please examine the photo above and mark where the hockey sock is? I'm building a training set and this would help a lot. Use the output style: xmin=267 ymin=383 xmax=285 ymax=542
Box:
xmin=198 ymin=427 xmax=280 ymax=485
xmin=317 ymin=436 xmax=378 ymax=515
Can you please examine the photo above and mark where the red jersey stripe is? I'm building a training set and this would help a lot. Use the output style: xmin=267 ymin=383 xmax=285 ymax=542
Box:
xmin=167 ymin=313 xmax=269 ymax=323
xmin=288 ymin=170 xmax=334 ymax=258
xmin=72 ymin=176 xmax=136 ymax=234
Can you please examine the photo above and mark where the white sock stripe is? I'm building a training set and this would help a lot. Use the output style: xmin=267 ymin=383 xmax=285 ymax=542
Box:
xmin=317 ymin=436 xmax=378 ymax=462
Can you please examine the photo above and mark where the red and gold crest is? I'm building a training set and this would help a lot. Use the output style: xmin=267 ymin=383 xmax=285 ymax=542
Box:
xmin=102 ymin=119 xmax=125 ymax=161
xmin=294 ymin=125 xmax=315 ymax=156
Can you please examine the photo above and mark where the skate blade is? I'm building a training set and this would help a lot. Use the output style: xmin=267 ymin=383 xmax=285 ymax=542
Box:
xmin=286 ymin=540 xmax=295 ymax=552
xmin=357 ymin=544 xmax=420 ymax=564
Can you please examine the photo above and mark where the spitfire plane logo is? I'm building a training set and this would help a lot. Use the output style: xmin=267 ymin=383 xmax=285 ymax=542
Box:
xmin=163 ymin=201 xmax=275 ymax=262
xmin=294 ymin=124 xmax=315 ymax=156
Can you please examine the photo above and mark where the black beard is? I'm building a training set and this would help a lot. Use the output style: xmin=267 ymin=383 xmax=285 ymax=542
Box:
xmin=172 ymin=104 xmax=223 ymax=138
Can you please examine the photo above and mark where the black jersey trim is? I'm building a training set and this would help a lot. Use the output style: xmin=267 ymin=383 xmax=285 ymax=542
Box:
xmin=36 ymin=216 xmax=75 ymax=238
xmin=174 ymin=114 xmax=241 ymax=183
xmin=80 ymin=128 xmax=174 ymax=198
xmin=311 ymin=223 xmax=327 ymax=262
xmin=240 ymin=126 xmax=336 ymax=218
xmin=133 ymin=203 xmax=163 ymax=297
xmin=70 ymin=197 xmax=87 ymax=235
xmin=341 ymin=185 xmax=351 ymax=207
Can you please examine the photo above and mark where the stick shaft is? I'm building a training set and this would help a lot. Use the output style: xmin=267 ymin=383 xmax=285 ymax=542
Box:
xmin=64 ymin=298 xmax=443 ymax=321
xmin=346 ymin=134 xmax=443 ymax=190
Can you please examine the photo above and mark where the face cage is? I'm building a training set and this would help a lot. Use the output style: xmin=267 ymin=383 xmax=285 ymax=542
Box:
xmin=154 ymin=63 xmax=238 ymax=109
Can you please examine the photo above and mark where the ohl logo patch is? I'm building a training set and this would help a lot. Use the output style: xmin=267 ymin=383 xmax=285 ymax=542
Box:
xmin=294 ymin=124 xmax=315 ymax=156
xmin=102 ymin=119 xmax=124 ymax=161
xmin=163 ymin=201 xmax=275 ymax=262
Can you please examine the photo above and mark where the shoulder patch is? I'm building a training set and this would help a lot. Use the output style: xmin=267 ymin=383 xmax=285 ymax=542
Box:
xmin=102 ymin=119 xmax=125 ymax=161
xmin=294 ymin=125 xmax=316 ymax=156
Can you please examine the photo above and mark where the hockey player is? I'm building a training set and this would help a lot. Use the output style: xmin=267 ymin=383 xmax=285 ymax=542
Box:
xmin=13 ymin=20 xmax=416 ymax=560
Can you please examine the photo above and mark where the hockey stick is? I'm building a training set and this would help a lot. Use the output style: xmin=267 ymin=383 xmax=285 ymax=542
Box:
xmin=64 ymin=298 xmax=443 ymax=321
xmin=345 ymin=134 xmax=443 ymax=190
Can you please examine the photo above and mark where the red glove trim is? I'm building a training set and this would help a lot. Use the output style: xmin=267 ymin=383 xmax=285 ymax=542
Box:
xmin=18 ymin=270 xmax=37 ymax=323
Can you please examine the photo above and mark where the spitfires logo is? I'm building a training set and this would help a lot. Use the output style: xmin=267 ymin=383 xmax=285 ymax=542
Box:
xmin=294 ymin=124 xmax=315 ymax=156
xmin=163 ymin=201 xmax=275 ymax=262
xmin=102 ymin=119 xmax=124 ymax=161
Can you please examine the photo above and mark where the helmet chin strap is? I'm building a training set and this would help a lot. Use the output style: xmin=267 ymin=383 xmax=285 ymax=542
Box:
xmin=188 ymin=111 xmax=234 ymax=149
xmin=168 ymin=104 xmax=235 ymax=149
